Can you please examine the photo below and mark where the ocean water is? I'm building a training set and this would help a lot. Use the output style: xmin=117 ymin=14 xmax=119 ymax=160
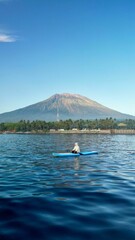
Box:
xmin=0 ymin=133 xmax=135 ymax=240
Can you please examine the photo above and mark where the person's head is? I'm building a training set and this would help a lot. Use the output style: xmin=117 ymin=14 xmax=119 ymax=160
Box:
xmin=75 ymin=142 xmax=78 ymax=146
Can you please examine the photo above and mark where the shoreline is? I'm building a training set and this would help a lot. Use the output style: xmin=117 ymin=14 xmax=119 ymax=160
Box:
xmin=1 ymin=129 xmax=135 ymax=135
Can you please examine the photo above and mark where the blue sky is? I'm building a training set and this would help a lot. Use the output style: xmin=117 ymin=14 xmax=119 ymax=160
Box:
xmin=0 ymin=0 xmax=135 ymax=115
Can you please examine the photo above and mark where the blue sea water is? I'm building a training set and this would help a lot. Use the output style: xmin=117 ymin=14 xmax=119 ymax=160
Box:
xmin=0 ymin=133 xmax=135 ymax=240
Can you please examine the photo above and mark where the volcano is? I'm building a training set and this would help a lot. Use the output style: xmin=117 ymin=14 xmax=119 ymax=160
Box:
xmin=0 ymin=93 xmax=134 ymax=122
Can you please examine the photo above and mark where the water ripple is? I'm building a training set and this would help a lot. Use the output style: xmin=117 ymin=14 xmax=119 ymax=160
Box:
xmin=0 ymin=134 xmax=135 ymax=239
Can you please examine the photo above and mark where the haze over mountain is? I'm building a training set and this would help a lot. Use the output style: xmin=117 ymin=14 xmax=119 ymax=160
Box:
xmin=0 ymin=93 xmax=134 ymax=122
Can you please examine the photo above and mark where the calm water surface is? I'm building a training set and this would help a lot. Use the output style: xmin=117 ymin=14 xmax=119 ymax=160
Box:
xmin=0 ymin=133 xmax=135 ymax=240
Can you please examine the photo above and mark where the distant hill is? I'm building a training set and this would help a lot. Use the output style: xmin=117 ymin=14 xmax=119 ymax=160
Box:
xmin=0 ymin=93 xmax=134 ymax=122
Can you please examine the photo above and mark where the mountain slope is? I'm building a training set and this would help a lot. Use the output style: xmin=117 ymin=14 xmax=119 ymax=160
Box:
xmin=0 ymin=93 xmax=134 ymax=122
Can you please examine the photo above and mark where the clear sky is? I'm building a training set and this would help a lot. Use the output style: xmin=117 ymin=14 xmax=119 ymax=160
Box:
xmin=0 ymin=0 xmax=135 ymax=115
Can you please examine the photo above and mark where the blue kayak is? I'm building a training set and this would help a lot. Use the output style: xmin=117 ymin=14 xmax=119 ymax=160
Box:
xmin=52 ymin=151 xmax=98 ymax=157
xmin=80 ymin=151 xmax=98 ymax=155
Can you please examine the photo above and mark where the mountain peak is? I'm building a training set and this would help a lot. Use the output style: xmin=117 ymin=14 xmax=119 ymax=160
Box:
xmin=0 ymin=93 xmax=134 ymax=122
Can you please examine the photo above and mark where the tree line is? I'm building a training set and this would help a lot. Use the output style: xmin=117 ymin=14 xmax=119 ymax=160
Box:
xmin=0 ymin=118 xmax=135 ymax=133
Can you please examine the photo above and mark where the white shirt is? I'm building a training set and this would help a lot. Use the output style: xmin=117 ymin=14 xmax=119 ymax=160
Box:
xmin=72 ymin=144 xmax=80 ymax=152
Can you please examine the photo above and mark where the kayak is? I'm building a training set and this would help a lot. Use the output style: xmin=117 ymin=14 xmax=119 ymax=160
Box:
xmin=52 ymin=152 xmax=80 ymax=157
xmin=52 ymin=151 xmax=98 ymax=157
xmin=80 ymin=151 xmax=98 ymax=155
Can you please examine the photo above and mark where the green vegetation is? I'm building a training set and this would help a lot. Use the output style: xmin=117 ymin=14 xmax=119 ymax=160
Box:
xmin=0 ymin=118 xmax=135 ymax=133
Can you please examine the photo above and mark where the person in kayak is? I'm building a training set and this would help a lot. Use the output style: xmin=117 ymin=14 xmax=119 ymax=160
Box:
xmin=72 ymin=142 xmax=80 ymax=153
